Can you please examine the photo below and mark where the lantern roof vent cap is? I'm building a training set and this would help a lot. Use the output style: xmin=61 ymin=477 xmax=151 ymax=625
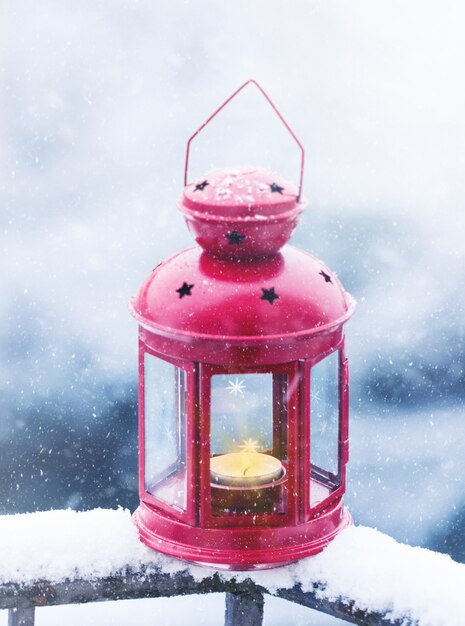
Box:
xmin=178 ymin=166 xmax=305 ymax=259
xmin=180 ymin=166 xmax=303 ymax=220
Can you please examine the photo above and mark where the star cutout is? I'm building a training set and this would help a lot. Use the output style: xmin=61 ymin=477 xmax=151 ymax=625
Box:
xmin=319 ymin=270 xmax=333 ymax=284
xmin=261 ymin=287 xmax=279 ymax=304
xmin=176 ymin=282 xmax=194 ymax=298
xmin=269 ymin=182 xmax=284 ymax=194
xmin=194 ymin=180 xmax=209 ymax=192
xmin=225 ymin=230 xmax=245 ymax=245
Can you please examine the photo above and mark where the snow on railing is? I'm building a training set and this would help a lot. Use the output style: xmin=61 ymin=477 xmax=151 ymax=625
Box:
xmin=0 ymin=508 xmax=464 ymax=626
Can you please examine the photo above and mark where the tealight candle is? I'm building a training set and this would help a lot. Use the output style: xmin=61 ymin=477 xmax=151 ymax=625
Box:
xmin=210 ymin=439 xmax=283 ymax=488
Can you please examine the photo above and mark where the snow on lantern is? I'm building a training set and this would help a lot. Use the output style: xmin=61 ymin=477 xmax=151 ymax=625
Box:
xmin=130 ymin=81 xmax=356 ymax=569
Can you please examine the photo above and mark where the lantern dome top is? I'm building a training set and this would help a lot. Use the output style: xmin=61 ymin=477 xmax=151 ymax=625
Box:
xmin=130 ymin=244 xmax=355 ymax=363
xmin=178 ymin=167 xmax=305 ymax=259
xmin=131 ymin=81 xmax=355 ymax=365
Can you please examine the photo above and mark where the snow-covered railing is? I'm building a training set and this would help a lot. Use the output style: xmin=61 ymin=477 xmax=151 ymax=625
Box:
xmin=1 ymin=509 xmax=464 ymax=626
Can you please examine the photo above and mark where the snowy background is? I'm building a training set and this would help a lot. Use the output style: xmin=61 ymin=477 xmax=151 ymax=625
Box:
xmin=1 ymin=1 xmax=465 ymax=623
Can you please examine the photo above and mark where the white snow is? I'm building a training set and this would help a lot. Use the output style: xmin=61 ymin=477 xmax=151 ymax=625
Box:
xmin=1 ymin=508 xmax=464 ymax=625
xmin=215 ymin=187 xmax=232 ymax=200
xmin=309 ymin=480 xmax=331 ymax=506
xmin=0 ymin=508 xmax=150 ymax=584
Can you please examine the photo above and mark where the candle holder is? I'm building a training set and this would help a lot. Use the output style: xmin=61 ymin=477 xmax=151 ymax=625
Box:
xmin=130 ymin=80 xmax=356 ymax=569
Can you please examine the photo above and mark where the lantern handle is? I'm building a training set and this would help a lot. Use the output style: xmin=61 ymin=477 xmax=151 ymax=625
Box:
xmin=184 ymin=79 xmax=305 ymax=202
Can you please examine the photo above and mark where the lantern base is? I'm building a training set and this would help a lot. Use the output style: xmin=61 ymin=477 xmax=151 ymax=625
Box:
xmin=133 ymin=499 xmax=352 ymax=570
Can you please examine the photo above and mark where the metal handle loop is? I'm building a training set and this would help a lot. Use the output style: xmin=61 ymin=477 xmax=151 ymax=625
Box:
xmin=184 ymin=79 xmax=305 ymax=201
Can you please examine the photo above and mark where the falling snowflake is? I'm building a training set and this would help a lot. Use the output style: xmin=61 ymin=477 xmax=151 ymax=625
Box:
xmin=227 ymin=378 xmax=246 ymax=396
xmin=311 ymin=390 xmax=321 ymax=403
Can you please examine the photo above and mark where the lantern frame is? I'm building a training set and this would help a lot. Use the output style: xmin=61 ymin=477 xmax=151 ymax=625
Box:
xmin=138 ymin=345 xmax=198 ymax=526
xmin=131 ymin=81 xmax=355 ymax=568
xmin=199 ymin=360 xmax=300 ymax=529
xmin=135 ymin=331 xmax=350 ymax=566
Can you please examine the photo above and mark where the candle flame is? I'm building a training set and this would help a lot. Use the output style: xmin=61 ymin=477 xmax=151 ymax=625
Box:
xmin=239 ymin=438 xmax=259 ymax=454
xmin=239 ymin=439 xmax=259 ymax=476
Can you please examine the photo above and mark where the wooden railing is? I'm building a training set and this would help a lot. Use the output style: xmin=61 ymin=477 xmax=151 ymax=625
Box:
xmin=1 ymin=508 xmax=463 ymax=626
xmin=1 ymin=565 xmax=410 ymax=626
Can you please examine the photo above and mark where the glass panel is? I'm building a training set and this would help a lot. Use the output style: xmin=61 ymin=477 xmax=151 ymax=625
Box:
xmin=144 ymin=353 xmax=187 ymax=511
xmin=310 ymin=351 xmax=340 ymax=507
xmin=210 ymin=373 xmax=287 ymax=517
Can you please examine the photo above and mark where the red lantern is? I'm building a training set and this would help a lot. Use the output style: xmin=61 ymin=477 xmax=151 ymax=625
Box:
xmin=130 ymin=81 xmax=355 ymax=569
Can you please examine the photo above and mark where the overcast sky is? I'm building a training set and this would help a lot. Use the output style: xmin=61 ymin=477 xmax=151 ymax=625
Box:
xmin=1 ymin=0 xmax=465 ymax=400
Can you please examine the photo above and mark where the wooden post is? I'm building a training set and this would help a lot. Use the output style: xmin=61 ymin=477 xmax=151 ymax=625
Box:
xmin=225 ymin=591 xmax=264 ymax=626
xmin=8 ymin=607 xmax=35 ymax=626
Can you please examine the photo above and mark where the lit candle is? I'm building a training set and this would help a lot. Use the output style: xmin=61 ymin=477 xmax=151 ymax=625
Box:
xmin=210 ymin=439 xmax=283 ymax=487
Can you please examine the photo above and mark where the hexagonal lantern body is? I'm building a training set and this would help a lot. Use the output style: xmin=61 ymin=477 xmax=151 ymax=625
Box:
xmin=130 ymin=83 xmax=355 ymax=569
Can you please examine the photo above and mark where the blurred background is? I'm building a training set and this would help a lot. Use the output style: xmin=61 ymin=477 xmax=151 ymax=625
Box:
xmin=1 ymin=0 xmax=465 ymax=588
